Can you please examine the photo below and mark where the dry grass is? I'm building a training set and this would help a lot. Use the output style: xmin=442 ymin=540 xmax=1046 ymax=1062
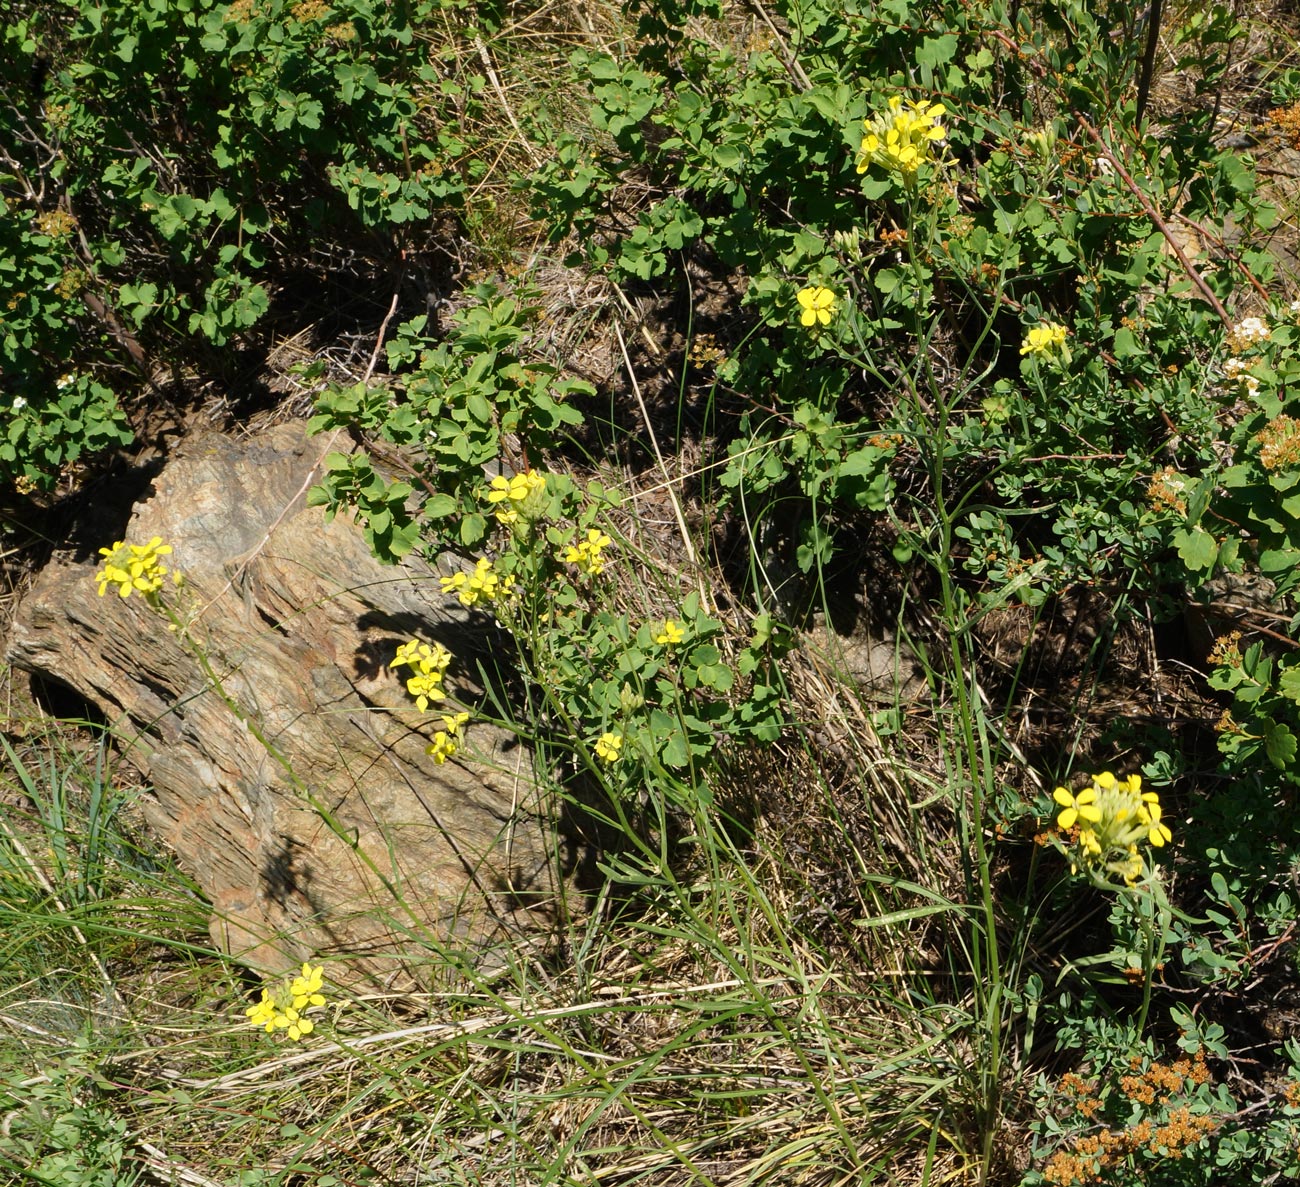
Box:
xmin=0 ymin=545 xmax=989 ymax=1183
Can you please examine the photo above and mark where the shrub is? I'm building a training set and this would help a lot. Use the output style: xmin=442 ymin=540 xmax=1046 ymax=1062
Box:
xmin=1 ymin=0 xmax=485 ymax=489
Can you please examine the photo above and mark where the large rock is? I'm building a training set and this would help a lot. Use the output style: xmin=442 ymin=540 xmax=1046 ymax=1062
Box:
xmin=7 ymin=422 xmax=577 ymax=985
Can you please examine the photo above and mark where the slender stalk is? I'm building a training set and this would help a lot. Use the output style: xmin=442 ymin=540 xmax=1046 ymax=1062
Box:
xmin=1134 ymin=0 xmax=1165 ymax=129
xmin=900 ymin=189 xmax=1006 ymax=1186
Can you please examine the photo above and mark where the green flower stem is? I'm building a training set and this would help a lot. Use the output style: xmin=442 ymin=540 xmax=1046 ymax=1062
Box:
xmin=1132 ymin=879 xmax=1171 ymax=1045
xmin=895 ymin=191 xmax=1008 ymax=1187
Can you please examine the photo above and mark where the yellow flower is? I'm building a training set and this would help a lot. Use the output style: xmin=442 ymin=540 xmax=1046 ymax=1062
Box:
xmin=441 ymin=559 xmax=512 ymax=606
xmin=856 ymin=95 xmax=947 ymax=177
xmin=1053 ymin=785 xmax=1101 ymax=831
xmin=1139 ymin=799 xmax=1172 ymax=847
xmin=796 ymin=285 xmax=837 ymax=328
xmin=654 ymin=619 xmax=685 ymax=646
xmin=290 ymin=963 xmax=326 ymax=1010
xmin=390 ymin=639 xmax=451 ymax=674
xmin=390 ymin=639 xmax=420 ymax=668
xmin=468 ymin=557 xmax=501 ymax=600
xmin=405 ymin=671 xmax=446 ymax=712
xmin=563 ymin=528 xmax=612 ymax=576
xmin=594 ymin=732 xmax=622 ymax=764
xmin=440 ymin=571 xmax=468 ymax=599
xmin=1020 ymin=322 xmax=1069 ymax=356
xmin=391 ymin=639 xmax=452 ymax=711
xmin=284 ymin=1009 xmax=313 ymax=1041
xmin=1052 ymin=769 xmax=1173 ymax=886
xmin=245 ymin=962 xmax=329 ymax=1041
xmin=427 ymin=712 xmax=470 ymax=764
xmin=487 ymin=469 xmax=549 ymax=525
xmin=487 ymin=469 xmax=546 ymax=504
xmin=95 ymin=536 xmax=175 ymax=599
xmin=245 ymin=989 xmax=278 ymax=1033
xmin=427 ymin=730 xmax=457 ymax=763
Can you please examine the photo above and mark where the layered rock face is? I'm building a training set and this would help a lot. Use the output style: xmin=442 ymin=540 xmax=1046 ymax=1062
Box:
xmin=8 ymin=422 xmax=575 ymax=985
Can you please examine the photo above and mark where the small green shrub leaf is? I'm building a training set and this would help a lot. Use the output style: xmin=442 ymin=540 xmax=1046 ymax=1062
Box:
xmin=1265 ymin=721 xmax=1297 ymax=769
xmin=1173 ymin=526 xmax=1219 ymax=571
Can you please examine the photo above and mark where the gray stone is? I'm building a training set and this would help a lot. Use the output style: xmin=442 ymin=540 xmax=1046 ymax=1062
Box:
xmin=7 ymin=422 xmax=575 ymax=987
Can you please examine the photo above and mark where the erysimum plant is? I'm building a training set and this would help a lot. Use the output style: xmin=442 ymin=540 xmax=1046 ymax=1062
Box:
xmin=1051 ymin=771 xmax=1171 ymax=889
xmin=94 ymin=536 xmax=179 ymax=601
xmin=855 ymin=95 xmax=948 ymax=179
xmin=245 ymin=962 xmax=330 ymax=1042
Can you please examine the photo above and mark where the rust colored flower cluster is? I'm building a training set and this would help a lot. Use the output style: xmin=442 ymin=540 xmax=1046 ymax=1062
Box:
xmin=1269 ymin=102 xmax=1300 ymax=151
xmin=1207 ymin=630 xmax=1243 ymax=669
xmin=1043 ymin=1108 xmax=1218 ymax=1185
xmin=1058 ymin=1072 xmax=1102 ymax=1120
xmin=1256 ymin=414 xmax=1300 ymax=471
xmin=1145 ymin=466 xmax=1189 ymax=515
xmin=1042 ymin=1057 xmax=1216 ymax=1184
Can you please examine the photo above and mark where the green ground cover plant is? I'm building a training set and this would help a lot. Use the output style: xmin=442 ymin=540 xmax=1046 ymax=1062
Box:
xmin=311 ymin=0 xmax=1300 ymax=1179
xmin=0 ymin=0 xmax=524 ymax=490
xmin=8 ymin=0 xmax=1300 ymax=1183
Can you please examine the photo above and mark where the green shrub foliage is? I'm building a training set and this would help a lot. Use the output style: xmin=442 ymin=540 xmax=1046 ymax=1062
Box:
xmin=1 ymin=0 xmax=484 ymax=488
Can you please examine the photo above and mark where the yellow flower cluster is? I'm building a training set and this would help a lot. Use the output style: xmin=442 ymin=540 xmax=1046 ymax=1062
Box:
xmin=1145 ymin=466 xmax=1189 ymax=515
xmin=1020 ymin=322 xmax=1069 ymax=356
xmin=245 ymin=963 xmax=328 ymax=1041
xmin=796 ymin=285 xmax=837 ymax=329
xmin=427 ymin=711 xmax=470 ymax=764
xmin=595 ymin=732 xmax=622 ymax=763
xmin=563 ymin=528 xmax=612 ymax=576
xmin=440 ymin=557 xmax=514 ymax=606
xmin=856 ymin=96 xmax=947 ymax=177
xmin=1053 ymin=771 xmax=1171 ymax=886
xmin=390 ymin=638 xmax=452 ymax=711
xmin=486 ymin=469 xmax=548 ymax=525
xmin=34 ymin=209 xmax=77 ymax=239
xmin=95 ymin=536 xmax=179 ymax=599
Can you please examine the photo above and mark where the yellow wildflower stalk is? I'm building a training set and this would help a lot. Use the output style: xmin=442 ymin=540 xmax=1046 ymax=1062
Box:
xmin=856 ymin=96 xmax=947 ymax=178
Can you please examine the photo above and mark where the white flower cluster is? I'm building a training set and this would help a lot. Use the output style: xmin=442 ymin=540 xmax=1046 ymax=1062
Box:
xmin=1227 ymin=316 xmax=1270 ymax=354
xmin=1223 ymin=355 xmax=1260 ymax=399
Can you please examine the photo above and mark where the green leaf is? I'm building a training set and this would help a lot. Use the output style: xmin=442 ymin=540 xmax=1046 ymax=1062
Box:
xmin=1279 ymin=666 xmax=1300 ymax=703
xmin=1173 ymin=526 xmax=1219 ymax=572
xmin=460 ymin=513 xmax=487 ymax=547
xmin=422 ymin=493 xmax=457 ymax=518
xmin=1265 ymin=721 xmax=1297 ymax=769
xmin=700 ymin=663 xmax=734 ymax=692
xmin=916 ymin=34 xmax=958 ymax=69
xmin=1112 ymin=327 xmax=1140 ymax=358
xmin=1260 ymin=548 xmax=1300 ymax=574
xmin=661 ymin=731 xmax=690 ymax=768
